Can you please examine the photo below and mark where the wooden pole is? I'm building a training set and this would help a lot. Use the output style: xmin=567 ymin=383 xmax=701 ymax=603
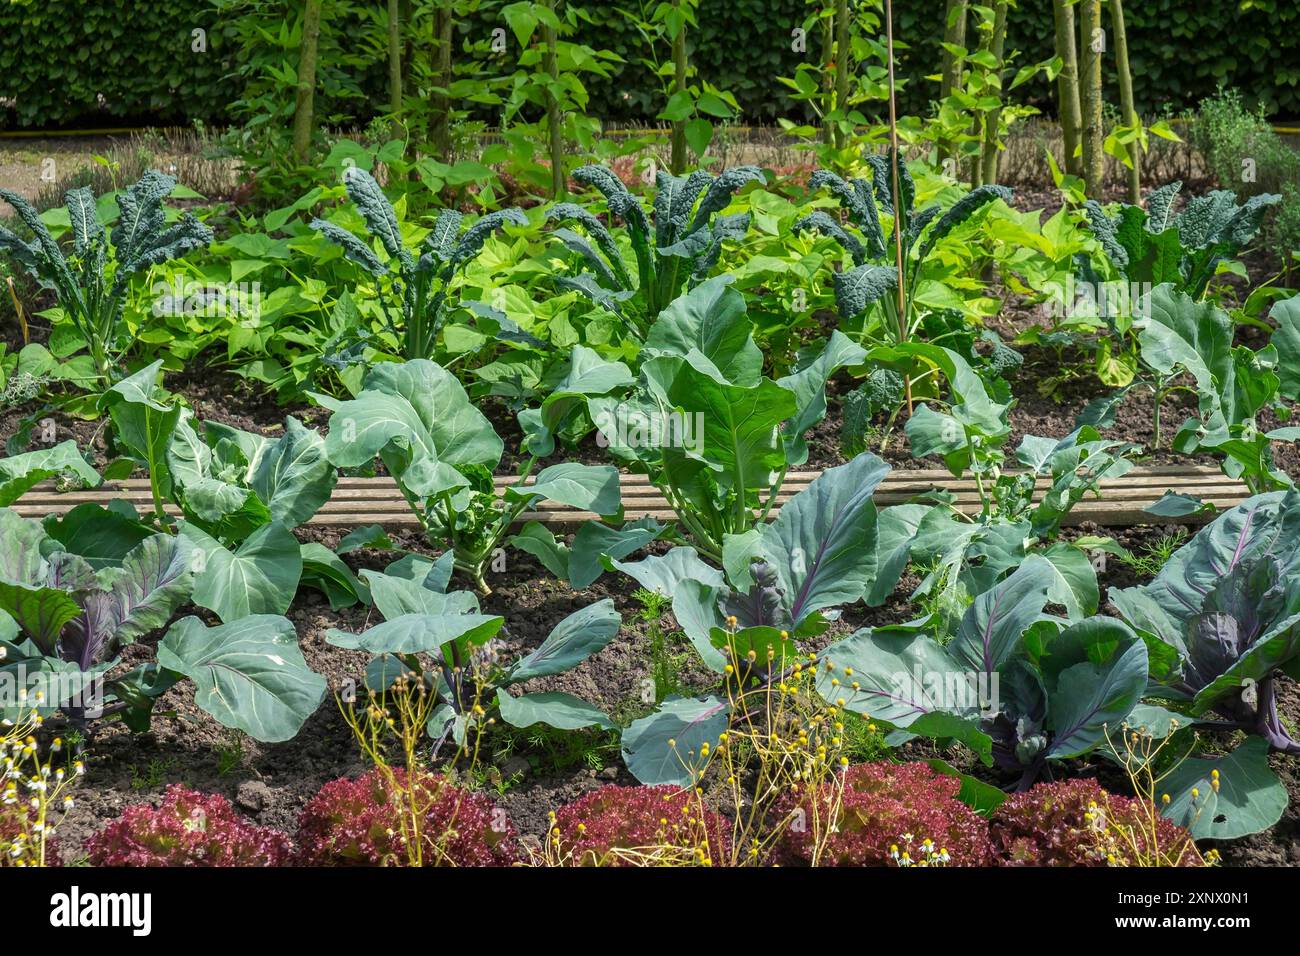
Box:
xmin=387 ymin=0 xmax=403 ymax=120
xmin=884 ymin=0 xmax=911 ymax=412
xmin=543 ymin=0 xmax=564 ymax=199
xmin=670 ymin=0 xmax=688 ymax=173
xmin=1110 ymin=0 xmax=1141 ymax=203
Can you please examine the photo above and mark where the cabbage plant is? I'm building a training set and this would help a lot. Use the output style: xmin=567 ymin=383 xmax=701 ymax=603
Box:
xmin=1112 ymin=490 xmax=1300 ymax=753
xmin=0 ymin=508 xmax=324 ymax=741
xmin=555 ymin=276 xmax=864 ymax=563
xmin=325 ymin=551 xmax=622 ymax=743
xmin=321 ymin=358 xmax=623 ymax=591
xmin=816 ymin=557 xmax=1149 ymax=789
xmin=610 ymin=453 xmax=915 ymax=785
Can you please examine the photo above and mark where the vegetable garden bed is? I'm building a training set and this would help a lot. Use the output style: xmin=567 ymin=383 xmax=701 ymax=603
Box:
xmin=3 ymin=0 xmax=1300 ymax=884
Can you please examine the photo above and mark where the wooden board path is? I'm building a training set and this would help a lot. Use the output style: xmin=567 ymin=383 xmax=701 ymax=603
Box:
xmin=11 ymin=464 xmax=1246 ymax=529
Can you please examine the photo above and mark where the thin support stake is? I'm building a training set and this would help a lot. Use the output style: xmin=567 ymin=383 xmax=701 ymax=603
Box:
xmin=884 ymin=0 xmax=911 ymax=412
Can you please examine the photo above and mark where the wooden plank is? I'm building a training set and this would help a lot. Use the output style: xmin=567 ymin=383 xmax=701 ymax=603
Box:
xmin=9 ymin=464 xmax=1249 ymax=530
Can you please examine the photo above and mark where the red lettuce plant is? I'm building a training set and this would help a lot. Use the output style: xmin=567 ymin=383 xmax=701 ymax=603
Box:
xmin=295 ymin=768 xmax=518 ymax=867
xmin=772 ymin=761 xmax=994 ymax=867
xmin=86 ymin=785 xmax=290 ymax=867
xmin=550 ymin=785 xmax=731 ymax=866
xmin=990 ymin=778 xmax=1202 ymax=866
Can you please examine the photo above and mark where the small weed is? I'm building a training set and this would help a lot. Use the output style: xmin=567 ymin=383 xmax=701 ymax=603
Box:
xmin=1120 ymin=530 xmax=1187 ymax=579
xmin=129 ymin=758 xmax=175 ymax=791
xmin=215 ymin=734 xmax=246 ymax=776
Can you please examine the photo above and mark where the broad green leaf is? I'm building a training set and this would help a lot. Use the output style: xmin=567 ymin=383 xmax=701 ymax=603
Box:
xmin=1159 ymin=738 xmax=1286 ymax=839
xmin=324 ymin=611 xmax=503 ymax=655
xmin=0 ymin=441 xmax=99 ymax=505
xmin=508 ymin=599 xmax=621 ymax=682
xmin=496 ymin=689 xmax=613 ymax=731
xmin=182 ymin=521 xmax=302 ymax=622
xmin=759 ymin=453 xmax=890 ymax=627
xmin=158 ymin=614 xmax=326 ymax=742
xmin=621 ymin=694 xmax=729 ymax=786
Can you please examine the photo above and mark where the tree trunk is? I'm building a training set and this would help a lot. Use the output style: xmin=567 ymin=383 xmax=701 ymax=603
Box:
xmin=543 ymin=0 xmax=565 ymax=199
xmin=978 ymin=0 xmax=1009 ymax=185
xmin=1079 ymin=0 xmax=1105 ymax=199
xmin=433 ymin=1 xmax=454 ymax=159
xmin=1052 ymin=0 xmax=1084 ymax=177
xmin=292 ymin=0 xmax=324 ymax=162
xmin=832 ymin=0 xmax=850 ymax=151
xmin=387 ymin=0 xmax=403 ymax=121
xmin=670 ymin=1 xmax=688 ymax=174
xmin=1110 ymin=0 xmax=1141 ymax=202
xmin=937 ymin=0 xmax=968 ymax=164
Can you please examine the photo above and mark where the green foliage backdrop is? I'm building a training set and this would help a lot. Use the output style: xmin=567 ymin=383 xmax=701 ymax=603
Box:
xmin=1 ymin=0 xmax=1297 ymax=130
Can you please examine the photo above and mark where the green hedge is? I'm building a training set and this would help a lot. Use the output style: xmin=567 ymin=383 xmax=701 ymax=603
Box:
xmin=2 ymin=0 xmax=1297 ymax=130
xmin=0 ymin=1 xmax=237 ymax=128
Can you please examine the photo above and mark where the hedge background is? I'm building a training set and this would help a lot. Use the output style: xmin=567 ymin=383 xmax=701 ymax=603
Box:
xmin=2 ymin=0 xmax=1297 ymax=131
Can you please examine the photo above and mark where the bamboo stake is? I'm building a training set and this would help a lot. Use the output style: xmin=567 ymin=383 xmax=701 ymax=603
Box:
xmin=884 ymin=0 xmax=911 ymax=412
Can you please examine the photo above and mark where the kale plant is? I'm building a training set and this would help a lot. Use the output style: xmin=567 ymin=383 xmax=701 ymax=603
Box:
xmin=796 ymin=152 xmax=1011 ymax=340
xmin=0 ymin=172 xmax=212 ymax=383
xmin=1081 ymin=181 xmax=1280 ymax=303
xmin=545 ymin=164 xmax=765 ymax=338
xmin=311 ymin=167 xmax=526 ymax=361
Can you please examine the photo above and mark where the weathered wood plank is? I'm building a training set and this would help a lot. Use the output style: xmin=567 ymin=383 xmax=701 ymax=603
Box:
xmin=9 ymin=465 xmax=1249 ymax=530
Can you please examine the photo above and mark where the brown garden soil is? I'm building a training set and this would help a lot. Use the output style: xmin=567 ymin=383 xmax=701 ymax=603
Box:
xmin=40 ymin=518 xmax=1300 ymax=867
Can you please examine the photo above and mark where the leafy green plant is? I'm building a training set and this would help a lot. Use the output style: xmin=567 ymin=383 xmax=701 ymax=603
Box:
xmin=545 ymin=164 xmax=764 ymax=339
xmin=97 ymin=360 xmax=353 ymax=618
xmin=1082 ymin=287 xmax=1300 ymax=485
xmin=1111 ymin=490 xmax=1300 ymax=837
xmin=795 ymin=153 xmax=1011 ymax=354
xmin=325 ymin=550 xmax=621 ymax=742
xmin=0 ymin=172 xmax=212 ymax=383
xmin=818 ymin=556 xmax=1149 ymax=789
xmin=608 ymin=452 xmax=913 ymax=785
xmin=1079 ymin=180 xmax=1279 ymax=307
xmin=0 ymin=508 xmax=324 ymax=741
xmin=321 ymin=357 xmax=623 ymax=591
xmin=565 ymin=276 xmax=862 ymax=563
xmin=311 ymin=167 xmax=526 ymax=362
